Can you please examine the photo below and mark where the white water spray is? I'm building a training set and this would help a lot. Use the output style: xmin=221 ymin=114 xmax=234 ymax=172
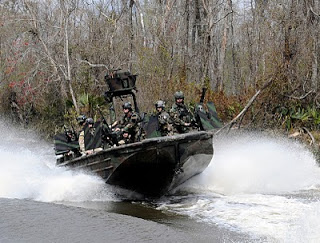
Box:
xmin=166 ymin=132 xmax=320 ymax=242
xmin=188 ymin=132 xmax=320 ymax=195
xmin=0 ymin=121 xmax=115 ymax=202
xmin=2 ymin=120 xmax=320 ymax=242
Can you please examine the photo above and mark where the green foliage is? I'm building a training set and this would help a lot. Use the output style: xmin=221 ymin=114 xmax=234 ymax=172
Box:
xmin=226 ymin=105 xmax=237 ymax=118
xmin=275 ymin=105 xmax=320 ymax=130
xmin=73 ymin=93 xmax=106 ymax=117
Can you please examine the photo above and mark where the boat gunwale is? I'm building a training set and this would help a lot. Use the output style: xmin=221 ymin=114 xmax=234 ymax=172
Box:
xmin=57 ymin=131 xmax=213 ymax=166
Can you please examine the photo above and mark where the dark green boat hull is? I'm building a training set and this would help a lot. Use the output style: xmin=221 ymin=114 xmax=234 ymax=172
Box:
xmin=56 ymin=131 xmax=213 ymax=197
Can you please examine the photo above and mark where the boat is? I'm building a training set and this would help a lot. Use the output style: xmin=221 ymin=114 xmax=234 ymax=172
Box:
xmin=54 ymin=70 xmax=221 ymax=197
xmin=56 ymin=131 xmax=213 ymax=197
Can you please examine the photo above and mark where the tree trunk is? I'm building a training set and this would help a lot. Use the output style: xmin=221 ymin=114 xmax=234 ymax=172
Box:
xmin=217 ymin=19 xmax=228 ymax=92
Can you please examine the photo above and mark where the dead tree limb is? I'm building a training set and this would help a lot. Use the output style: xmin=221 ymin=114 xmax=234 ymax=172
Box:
xmin=78 ymin=59 xmax=109 ymax=69
xmin=215 ymin=78 xmax=274 ymax=135
xmin=302 ymin=127 xmax=316 ymax=147
xmin=284 ymin=90 xmax=314 ymax=100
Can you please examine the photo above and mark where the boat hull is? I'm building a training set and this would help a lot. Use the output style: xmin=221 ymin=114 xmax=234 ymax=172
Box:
xmin=57 ymin=131 xmax=213 ymax=197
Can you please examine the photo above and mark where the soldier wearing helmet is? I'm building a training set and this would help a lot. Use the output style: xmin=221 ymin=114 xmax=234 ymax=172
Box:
xmin=114 ymin=101 xmax=142 ymax=143
xmin=122 ymin=102 xmax=132 ymax=111
xmin=86 ymin=117 xmax=94 ymax=125
xmin=77 ymin=114 xmax=87 ymax=126
xmin=86 ymin=117 xmax=95 ymax=137
xmin=76 ymin=114 xmax=87 ymax=154
xmin=118 ymin=127 xmax=131 ymax=145
xmin=169 ymin=91 xmax=196 ymax=134
xmin=155 ymin=100 xmax=173 ymax=136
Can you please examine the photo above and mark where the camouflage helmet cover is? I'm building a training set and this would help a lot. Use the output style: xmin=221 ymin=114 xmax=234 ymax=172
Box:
xmin=122 ymin=127 xmax=129 ymax=133
xmin=76 ymin=114 xmax=87 ymax=124
xmin=174 ymin=91 xmax=184 ymax=100
xmin=155 ymin=100 xmax=165 ymax=109
xmin=86 ymin=117 xmax=94 ymax=124
xmin=122 ymin=102 xmax=132 ymax=110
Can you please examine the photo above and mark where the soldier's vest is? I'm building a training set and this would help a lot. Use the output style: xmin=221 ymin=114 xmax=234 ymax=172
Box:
xmin=170 ymin=104 xmax=194 ymax=133
xmin=119 ymin=112 xmax=141 ymax=142
xmin=171 ymin=104 xmax=193 ymax=123
xmin=158 ymin=111 xmax=172 ymax=136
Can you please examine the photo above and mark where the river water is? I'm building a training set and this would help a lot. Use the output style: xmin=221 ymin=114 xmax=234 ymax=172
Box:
xmin=1 ymin=121 xmax=320 ymax=242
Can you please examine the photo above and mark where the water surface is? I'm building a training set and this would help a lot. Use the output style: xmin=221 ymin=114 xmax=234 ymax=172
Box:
xmin=1 ymin=122 xmax=320 ymax=242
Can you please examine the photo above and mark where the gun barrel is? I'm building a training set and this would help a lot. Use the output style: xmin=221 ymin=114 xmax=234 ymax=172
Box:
xmin=200 ymin=87 xmax=207 ymax=104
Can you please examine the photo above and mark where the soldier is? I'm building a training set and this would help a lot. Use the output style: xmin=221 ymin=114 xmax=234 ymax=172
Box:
xmin=84 ymin=117 xmax=95 ymax=155
xmin=155 ymin=100 xmax=173 ymax=136
xmin=169 ymin=91 xmax=196 ymax=134
xmin=86 ymin=117 xmax=95 ymax=135
xmin=76 ymin=114 xmax=87 ymax=155
xmin=114 ymin=102 xmax=142 ymax=143
xmin=118 ymin=127 xmax=131 ymax=145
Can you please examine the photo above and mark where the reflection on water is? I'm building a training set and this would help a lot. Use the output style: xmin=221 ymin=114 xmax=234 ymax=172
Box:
xmin=0 ymin=198 xmax=198 ymax=243
xmin=1 ymin=121 xmax=320 ymax=242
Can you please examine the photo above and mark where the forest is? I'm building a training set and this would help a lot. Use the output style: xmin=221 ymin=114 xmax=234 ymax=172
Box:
xmin=1 ymin=0 xmax=320 ymax=146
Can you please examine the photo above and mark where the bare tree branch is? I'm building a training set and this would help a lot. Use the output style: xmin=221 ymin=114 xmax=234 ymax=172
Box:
xmin=284 ymin=90 xmax=314 ymax=100
xmin=302 ymin=127 xmax=316 ymax=146
xmin=209 ymin=11 xmax=233 ymax=31
xmin=215 ymin=78 xmax=274 ymax=135
xmin=77 ymin=59 xmax=109 ymax=69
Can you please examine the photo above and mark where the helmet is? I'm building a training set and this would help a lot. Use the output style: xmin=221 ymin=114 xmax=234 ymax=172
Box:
xmin=122 ymin=102 xmax=132 ymax=110
xmin=86 ymin=117 xmax=94 ymax=125
xmin=174 ymin=91 xmax=184 ymax=100
xmin=122 ymin=127 xmax=129 ymax=133
xmin=76 ymin=115 xmax=87 ymax=124
xmin=155 ymin=100 xmax=165 ymax=109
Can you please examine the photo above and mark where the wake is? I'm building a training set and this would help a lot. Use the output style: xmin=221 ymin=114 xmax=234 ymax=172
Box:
xmin=184 ymin=131 xmax=320 ymax=195
xmin=0 ymin=121 xmax=115 ymax=202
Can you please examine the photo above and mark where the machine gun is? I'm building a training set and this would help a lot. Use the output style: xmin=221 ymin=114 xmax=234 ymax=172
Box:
xmin=190 ymin=87 xmax=208 ymax=128
xmin=97 ymin=106 xmax=119 ymax=146
xmin=199 ymin=87 xmax=207 ymax=104
xmin=193 ymin=88 xmax=208 ymax=130
xmin=194 ymin=87 xmax=222 ymax=130
xmin=195 ymin=88 xmax=207 ymax=114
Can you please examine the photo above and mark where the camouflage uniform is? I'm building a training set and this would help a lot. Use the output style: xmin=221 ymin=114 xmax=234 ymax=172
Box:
xmin=76 ymin=115 xmax=87 ymax=154
xmin=118 ymin=136 xmax=131 ymax=145
xmin=118 ymin=128 xmax=131 ymax=145
xmin=157 ymin=110 xmax=173 ymax=136
xmin=118 ymin=111 xmax=141 ymax=143
xmin=170 ymin=103 xmax=195 ymax=133
xmin=154 ymin=100 xmax=173 ymax=136
xmin=169 ymin=91 xmax=196 ymax=134
xmin=78 ymin=130 xmax=85 ymax=153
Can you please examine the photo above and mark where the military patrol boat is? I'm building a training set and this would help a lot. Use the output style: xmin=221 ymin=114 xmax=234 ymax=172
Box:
xmin=54 ymin=71 xmax=221 ymax=197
